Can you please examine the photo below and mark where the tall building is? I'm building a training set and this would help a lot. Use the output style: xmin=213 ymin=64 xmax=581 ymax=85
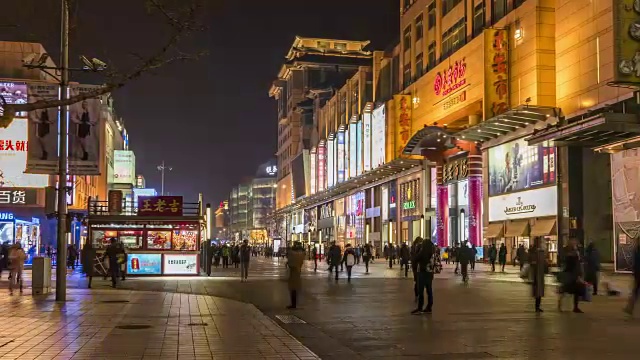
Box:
xmin=213 ymin=200 xmax=229 ymax=241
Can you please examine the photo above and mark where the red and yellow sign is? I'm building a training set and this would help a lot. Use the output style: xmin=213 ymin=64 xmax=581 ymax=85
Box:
xmin=434 ymin=58 xmax=467 ymax=97
xmin=484 ymin=28 xmax=509 ymax=119
xmin=138 ymin=196 xmax=183 ymax=216
xmin=394 ymin=95 xmax=412 ymax=157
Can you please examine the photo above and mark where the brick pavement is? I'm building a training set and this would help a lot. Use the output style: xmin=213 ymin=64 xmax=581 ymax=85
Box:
xmin=0 ymin=287 xmax=319 ymax=360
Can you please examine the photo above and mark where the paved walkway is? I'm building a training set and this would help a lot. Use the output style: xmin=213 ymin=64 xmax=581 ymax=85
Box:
xmin=0 ymin=287 xmax=319 ymax=360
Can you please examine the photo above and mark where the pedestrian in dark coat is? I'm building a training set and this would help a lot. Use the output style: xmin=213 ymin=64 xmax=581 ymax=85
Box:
xmin=342 ymin=244 xmax=356 ymax=282
xmin=558 ymin=238 xmax=585 ymax=313
xmin=624 ymin=241 xmax=640 ymax=315
xmin=584 ymin=242 xmax=600 ymax=295
xmin=328 ymin=242 xmax=342 ymax=280
xmin=287 ymin=241 xmax=305 ymax=309
xmin=529 ymin=237 xmax=547 ymax=312
xmin=400 ymin=243 xmax=410 ymax=277
xmin=489 ymin=244 xmax=497 ymax=272
xmin=81 ymin=243 xmax=96 ymax=288
xmin=498 ymin=243 xmax=507 ymax=272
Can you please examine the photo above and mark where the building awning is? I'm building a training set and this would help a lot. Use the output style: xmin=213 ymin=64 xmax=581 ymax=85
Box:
xmin=484 ymin=222 xmax=504 ymax=238
xmin=504 ymin=220 xmax=530 ymax=237
xmin=526 ymin=112 xmax=640 ymax=147
xmin=453 ymin=105 xmax=560 ymax=143
xmin=530 ymin=218 xmax=557 ymax=237
xmin=402 ymin=126 xmax=455 ymax=156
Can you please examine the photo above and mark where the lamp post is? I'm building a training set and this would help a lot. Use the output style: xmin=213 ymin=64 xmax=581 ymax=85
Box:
xmin=157 ymin=161 xmax=172 ymax=195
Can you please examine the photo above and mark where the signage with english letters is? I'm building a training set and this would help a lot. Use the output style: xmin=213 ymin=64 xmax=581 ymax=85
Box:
xmin=488 ymin=186 xmax=557 ymax=222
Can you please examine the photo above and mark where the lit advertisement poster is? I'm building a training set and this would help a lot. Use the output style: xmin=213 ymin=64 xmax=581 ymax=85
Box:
xmin=113 ymin=150 xmax=136 ymax=185
xmin=26 ymin=83 xmax=59 ymax=174
xmin=163 ymin=254 xmax=198 ymax=275
xmin=488 ymin=137 xmax=555 ymax=196
xmin=372 ymin=105 xmax=386 ymax=169
xmin=310 ymin=149 xmax=316 ymax=194
xmin=327 ymin=139 xmax=335 ymax=187
xmin=0 ymin=82 xmax=28 ymax=117
xmin=363 ymin=113 xmax=371 ymax=172
xmin=127 ymin=253 xmax=162 ymax=275
xmin=349 ymin=123 xmax=357 ymax=179
xmin=0 ymin=118 xmax=48 ymax=187
xmin=68 ymin=85 xmax=102 ymax=175
xmin=337 ymin=131 xmax=345 ymax=183
xmin=317 ymin=145 xmax=326 ymax=191
xmin=356 ymin=120 xmax=363 ymax=177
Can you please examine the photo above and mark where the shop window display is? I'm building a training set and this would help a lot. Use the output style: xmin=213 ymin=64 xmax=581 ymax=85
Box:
xmin=172 ymin=230 xmax=197 ymax=250
xmin=146 ymin=230 xmax=172 ymax=249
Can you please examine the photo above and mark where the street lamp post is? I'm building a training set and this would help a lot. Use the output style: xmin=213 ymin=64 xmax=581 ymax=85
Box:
xmin=157 ymin=161 xmax=172 ymax=195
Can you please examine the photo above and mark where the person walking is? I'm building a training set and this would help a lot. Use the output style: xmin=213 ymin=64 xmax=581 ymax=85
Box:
xmin=67 ymin=244 xmax=78 ymax=271
xmin=239 ymin=240 xmax=251 ymax=282
xmin=117 ymin=242 xmax=127 ymax=281
xmin=584 ymin=242 xmax=600 ymax=295
xmin=400 ymin=242 xmax=410 ymax=278
xmin=343 ymin=244 xmax=356 ymax=282
xmin=558 ymin=238 xmax=585 ymax=313
xmin=516 ymin=244 xmax=527 ymax=271
xmin=312 ymin=246 xmax=318 ymax=272
xmin=411 ymin=239 xmax=440 ymax=314
xmin=81 ymin=242 xmax=96 ymax=289
xmin=101 ymin=238 xmax=120 ymax=288
xmin=0 ymin=242 xmax=8 ymax=279
xmin=459 ymin=242 xmax=472 ymax=283
xmin=8 ymin=243 xmax=26 ymax=295
xmin=411 ymin=237 xmax=423 ymax=302
xmin=363 ymin=242 xmax=372 ymax=274
xmin=233 ymin=244 xmax=240 ymax=268
xmin=470 ymin=244 xmax=477 ymax=271
xmin=498 ymin=243 xmax=507 ymax=272
xmin=222 ymin=244 xmax=230 ymax=268
xmin=287 ymin=241 xmax=305 ymax=309
xmin=529 ymin=237 xmax=547 ymax=312
xmin=488 ymin=244 xmax=497 ymax=272
xmin=328 ymin=241 xmax=341 ymax=281
xmin=624 ymin=240 xmax=640 ymax=315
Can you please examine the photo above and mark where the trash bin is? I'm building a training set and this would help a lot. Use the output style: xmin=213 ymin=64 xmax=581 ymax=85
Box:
xmin=32 ymin=256 xmax=51 ymax=295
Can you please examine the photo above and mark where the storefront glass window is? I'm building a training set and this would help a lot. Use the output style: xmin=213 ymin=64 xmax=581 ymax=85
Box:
xmin=147 ymin=230 xmax=172 ymax=249
xmin=173 ymin=230 xmax=197 ymax=250
xmin=119 ymin=230 xmax=142 ymax=249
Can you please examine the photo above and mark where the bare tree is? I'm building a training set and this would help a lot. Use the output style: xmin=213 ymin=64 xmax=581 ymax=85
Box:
xmin=0 ymin=0 xmax=207 ymax=127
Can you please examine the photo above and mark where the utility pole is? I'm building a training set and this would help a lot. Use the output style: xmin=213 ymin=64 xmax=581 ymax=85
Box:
xmin=55 ymin=0 xmax=70 ymax=302
xmin=157 ymin=161 xmax=172 ymax=195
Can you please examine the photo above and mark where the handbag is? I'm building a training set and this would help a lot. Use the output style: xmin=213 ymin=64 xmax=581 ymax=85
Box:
xmin=582 ymin=283 xmax=593 ymax=302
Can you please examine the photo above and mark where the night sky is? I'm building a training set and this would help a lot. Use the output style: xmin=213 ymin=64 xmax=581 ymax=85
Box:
xmin=3 ymin=0 xmax=399 ymax=205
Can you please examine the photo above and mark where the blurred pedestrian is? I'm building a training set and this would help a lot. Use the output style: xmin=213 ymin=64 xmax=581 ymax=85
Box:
xmin=584 ymin=242 xmax=600 ymax=295
xmin=312 ymin=246 xmax=318 ymax=272
xmin=412 ymin=239 xmax=440 ymax=314
xmin=8 ymin=243 xmax=26 ymax=295
xmin=363 ymin=242 xmax=373 ymax=273
xmin=459 ymin=241 xmax=472 ymax=283
xmin=328 ymin=241 xmax=341 ymax=281
xmin=81 ymin=242 xmax=96 ymax=289
xmin=516 ymin=244 xmax=527 ymax=271
xmin=287 ymin=241 xmax=305 ymax=309
xmin=0 ymin=242 xmax=8 ymax=279
xmin=400 ymin=242 xmax=410 ymax=277
xmin=222 ymin=244 xmax=230 ymax=268
xmin=499 ymin=243 xmax=507 ymax=272
xmin=117 ymin=242 xmax=127 ymax=281
xmin=529 ymin=237 xmax=547 ymax=312
xmin=101 ymin=238 xmax=120 ymax=288
xmin=343 ymin=244 xmax=356 ymax=282
xmin=67 ymin=244 xmax=78 ymax=271
xmin=470 ymin=244 xmax=477 ymax=271
xmin=411 ymin=237 xmax=423 ymax=302
xmin=558 ymin=238 xmax=585 ymax=313
xmin=624 ymin=240 xmax=640 ymax=315
xmin=240 ymin=239 xmax=251 ymax=281
xmin=488 ymin=244 xmax=497 ymax=272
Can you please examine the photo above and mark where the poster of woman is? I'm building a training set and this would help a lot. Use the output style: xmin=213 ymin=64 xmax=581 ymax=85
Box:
xmin=26 ymin=83 xmax=59 ymax=174
xmin=68 ymin=85 xmax=101 ymax=175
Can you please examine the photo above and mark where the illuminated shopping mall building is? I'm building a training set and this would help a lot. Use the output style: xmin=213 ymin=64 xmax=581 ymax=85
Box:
xmin=268 ymin=0 xmax=640 ymax=271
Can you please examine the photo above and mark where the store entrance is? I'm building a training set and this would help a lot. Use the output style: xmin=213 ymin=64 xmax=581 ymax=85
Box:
xmin=448 ymin=180 xmax=469 ymax=247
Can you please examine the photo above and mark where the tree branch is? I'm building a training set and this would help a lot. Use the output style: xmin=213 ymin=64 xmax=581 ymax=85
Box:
xmin=0 ymin=0 xmax=206 ymax=127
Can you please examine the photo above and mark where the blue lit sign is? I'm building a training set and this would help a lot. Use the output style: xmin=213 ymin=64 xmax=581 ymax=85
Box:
xmin=0 ymin=213 xmax=15 ymax=221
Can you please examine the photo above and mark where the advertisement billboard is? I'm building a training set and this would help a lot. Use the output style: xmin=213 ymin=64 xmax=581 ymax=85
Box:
xmin=26 ymin=83 xmax=60 ymax=174
xmin=611 ymin=148 xmax=640 ymax=271
xmin=113 ymin=150 xmax=136 ymax=184
xmin=484 ymin=28 xmax=510 ymax=119
xmin=317 ymin=144 xmax=326 ymax=192
xmin=133 ymin=188 xmax=157 ymax=205
xmin=310 ymin=148 xmax=316 ymax=194
xmin=68 ymin=85 xmax=101 ymax=175
xmin=613 ymin=0 xmax=640 ymax=84
xmin=363 ymin=113 xmax=371 ymax=172
xmin=356 ymin=120 xmax=363 ymax=177
xmin=393 ymin=95 xmax=412 ymax=158
xmin=138 ymin=196 xmax=183 ymax=216
xmin=0 ymin=82 xmax=28 ymax=118
xmin=349 ymin=123 xmax=357 ymax=179
xmin=337 ymin=131 xmax=345 ymax=183
xmin=372 ymin=105 xmax=386 ymax=169
xmin=488 ymin=186 xmax=557 ymax=222
xmin=163 ymin=254 xmax=198 ymax=275
xmin=488 ymin=138 xmax=555 ymax=196
xmin=127 ymin=253 xmax=162 ymax=275
xmin=0 ymin=118 xmax=48 ymax=188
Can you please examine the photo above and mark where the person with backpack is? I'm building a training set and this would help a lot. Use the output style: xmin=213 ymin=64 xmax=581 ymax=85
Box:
xmin=342 ymin=244 xmax=356 ymax=282
xmin=363 ymin=242 xmax=373 ymax=273
xmin=412 ymin=239 xmax=441 ymax=314
xmin=8 ymin=243 xmax=26 ymax=295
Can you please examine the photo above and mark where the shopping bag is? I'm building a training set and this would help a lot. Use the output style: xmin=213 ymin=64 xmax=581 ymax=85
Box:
xmin=582 ymin=283 xmax=593 ymax=302
xmin=519 ymin=264 xmax=530 ymax=280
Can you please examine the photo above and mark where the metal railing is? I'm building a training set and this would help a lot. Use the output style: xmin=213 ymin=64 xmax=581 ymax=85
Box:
xmin=88 ymin=199 xmax=202 ymax=216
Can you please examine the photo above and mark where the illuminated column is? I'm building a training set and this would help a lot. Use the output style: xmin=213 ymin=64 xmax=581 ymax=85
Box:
xmin=468 ymin=155 xmax=483 ymax=247
xmin=436 ymin=165 xmax=449 ymax=248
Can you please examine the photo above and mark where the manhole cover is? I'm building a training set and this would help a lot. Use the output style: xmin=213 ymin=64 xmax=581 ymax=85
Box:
xmin=275 ymin=315 xmax=306 ymax=324
xmin=115 ymin=325 xmax=152 ymax=330
xmin=101 ymin=300 xmax=130 ymax=304
xmin=188 ymin=323 xmax=208 ymax=326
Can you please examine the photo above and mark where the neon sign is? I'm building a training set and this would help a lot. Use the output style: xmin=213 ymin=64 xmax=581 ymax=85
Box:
xmin=434 ymin=58 xmax=467 ymax=97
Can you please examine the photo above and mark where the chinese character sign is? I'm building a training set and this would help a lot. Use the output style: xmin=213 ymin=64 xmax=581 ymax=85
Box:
xmin=0 ymin=188 xmax=38 ymax=207
xmin=137 ymin=196 xmax=183 ymax=216
xmin=484 ymin=29 xmax=510 ymax=119
xmin=394 ymin=95 xmax=412 ymax=157
xmin=434 ymin=58 xmax=467 ymax=97
xmin=0 ymin=118 xmax=48 ymax=187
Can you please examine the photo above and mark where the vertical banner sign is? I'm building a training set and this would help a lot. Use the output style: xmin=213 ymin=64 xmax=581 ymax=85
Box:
xmin=310 ymin=148 xmax=317 ymax=194
xmin=327 ymin=138 xmax=335 ymax=187
xmin=349 ymin=122 xmax=357 ymax=179
xmin=356 ymin=120 xmax=363 ymax=177
xmin=317 ymin=144 xmax=326 ymax=192
xmin=484 ymin=28 xmax=509 ymax=119
xmin=26 ymin=83 xmax=60 ymax=174
xmin=108 ymin=190 xmax=123 ymax=214
xmin=468 ymin=176 xmax=482 ymax=247
xmin=394 ymin=95 xmax=412 ymax=157
xmin=363 ymin=113 xmax=371 ymax=172
xmin=436 ymin=184 xmax=449 ymax=247
xmin=68 ymin=85 xmax=101 ymax=175
xmin=613 ymin=0 xmax=640 ymax=84
xmin=372 ymin=105 xmax=386 ymax=169
xmin=337 ymin=131 xmax=345 ymax=183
